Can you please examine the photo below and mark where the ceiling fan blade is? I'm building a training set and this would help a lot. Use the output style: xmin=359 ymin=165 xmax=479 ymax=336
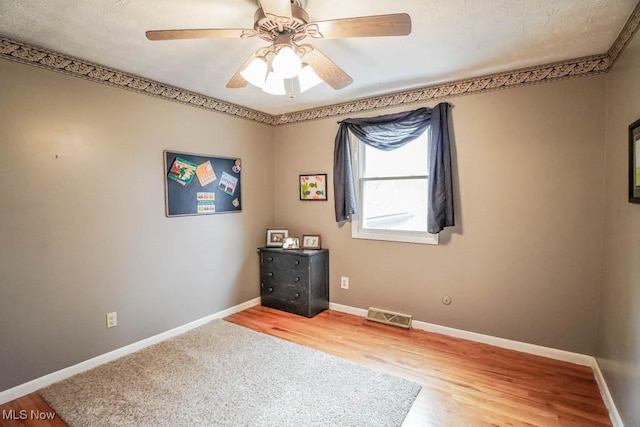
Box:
xmin=258 ymin=0 xmax=292 ymax=20
xmin=145 ymin=29 xmax=249 ymax=41
xmin=312 ymin=13 xmax=411 ymax=39
xmin=301 ymin=46 xmax=353 ymax=90
xmin=226 ymin=52 xmax=261 ymax=88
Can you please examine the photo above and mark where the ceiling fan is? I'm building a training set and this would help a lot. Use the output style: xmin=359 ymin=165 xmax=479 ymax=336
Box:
xmin=145 ymin=0 xmax=411 ymax=96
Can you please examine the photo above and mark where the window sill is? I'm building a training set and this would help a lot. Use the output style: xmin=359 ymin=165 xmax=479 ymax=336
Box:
xmin=352 ymin=227 xmax=439 ymax=245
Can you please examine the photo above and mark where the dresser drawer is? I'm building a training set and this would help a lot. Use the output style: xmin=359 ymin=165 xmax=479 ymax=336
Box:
xmin=260 ymin=268 xmax=309 ymax=287
xmin=260 ymin=282 xmax=308 ymax=301
xmin=261 ymin=252 xmax=308 ymax=272
xmin=261 ymin=283 xmax=309 ymax=317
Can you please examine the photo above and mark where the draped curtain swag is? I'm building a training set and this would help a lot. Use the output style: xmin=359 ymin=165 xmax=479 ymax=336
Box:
xmin=333 ymin=102 xmax=454 ymax=234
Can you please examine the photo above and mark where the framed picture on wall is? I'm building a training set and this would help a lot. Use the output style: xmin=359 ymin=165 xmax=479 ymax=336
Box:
xmin=629 ymin=118 xmax=640 ymax=203
xmin=299 ymin=174 xmax=328 ymax=201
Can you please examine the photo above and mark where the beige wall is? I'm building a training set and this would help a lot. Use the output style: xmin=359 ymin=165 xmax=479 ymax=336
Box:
xmin=274 ymin=76 xmax=606 ymax=354
xmin=0 ymin=43 xmax=628 ymax=401
xmin=598 ymin=30 xmax=640 ymax=426
xmin=0 ymin=59 xmax=274 ymax=391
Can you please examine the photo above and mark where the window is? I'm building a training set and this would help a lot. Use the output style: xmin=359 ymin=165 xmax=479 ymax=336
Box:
xmin=352 ymin=130 xmax=438 ymax=244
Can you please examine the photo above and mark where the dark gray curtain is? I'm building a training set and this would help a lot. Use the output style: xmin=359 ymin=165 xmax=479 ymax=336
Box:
xmin=333 ymin=102 xmax=454 ymax=234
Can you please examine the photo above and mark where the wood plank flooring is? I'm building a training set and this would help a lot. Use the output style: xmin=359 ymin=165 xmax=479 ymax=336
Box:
xmin=0 ymin=393 xmax=64 ymax=427
xmin=225 ymin=306 xmax=611 ymax=427
xmin=0 ymin=305 xmax=611 ymax=426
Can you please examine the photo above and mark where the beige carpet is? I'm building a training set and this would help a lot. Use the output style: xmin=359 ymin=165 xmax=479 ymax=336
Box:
xmin=40 ymin=320 xmax=421 ymax=426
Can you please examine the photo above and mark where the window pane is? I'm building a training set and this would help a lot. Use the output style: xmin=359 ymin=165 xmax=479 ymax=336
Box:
xmin=363 ymin=133 xmax=428 ymax=178
xmin=361 ymin=178 xmax=428 ymax=232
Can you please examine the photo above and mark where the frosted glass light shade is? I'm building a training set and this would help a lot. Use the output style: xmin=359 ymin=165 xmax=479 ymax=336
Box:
xmin=272 ymin=47 xmax=302 ymax=79
xmin=262 ymin=71 xmax=286 ymax=95
xmin=298 ymin=65 xmax=323 ymax=93
xmin=240 ymin=58 xmax=268 ymax=88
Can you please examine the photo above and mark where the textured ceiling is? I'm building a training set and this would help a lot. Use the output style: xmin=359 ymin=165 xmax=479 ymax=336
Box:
xmin=0 ymin=0 xmax=637 ymax=116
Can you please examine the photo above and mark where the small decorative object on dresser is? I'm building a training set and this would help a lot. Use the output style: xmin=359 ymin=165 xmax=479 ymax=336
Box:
xmin=629 ymin=118 xmax=640 ymax=203
xmin=282 ymin=237 xmax=300 ymax=250
xmin=266 ymin=229 xmax=288 ymax=247
xmin=299 ymin=174 xmax=328 ymax=201
xmin=301 ymin=234 xmax=321 ymax=249
xmin=258 ymin=247 xmax=329 ymax=318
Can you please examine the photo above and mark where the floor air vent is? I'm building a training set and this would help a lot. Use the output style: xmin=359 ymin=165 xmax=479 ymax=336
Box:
xmin=366 ymin=307 xmax=412 ymax=329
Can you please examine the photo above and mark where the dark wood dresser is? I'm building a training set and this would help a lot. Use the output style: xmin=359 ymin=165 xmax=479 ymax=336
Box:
xmin=258 ymin=247 xmax=329 ymax=318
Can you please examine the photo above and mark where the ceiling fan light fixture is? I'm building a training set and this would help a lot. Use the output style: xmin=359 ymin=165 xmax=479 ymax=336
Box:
xmin=298 ymin=65 xmax=323 ymax=93
xmin=271 ymin=46 xmax=302 ymax=79
xmin=262 ymin=71 xmax=286 ymax=95
xmin=240 ymin=57 xmax=268 ymax=88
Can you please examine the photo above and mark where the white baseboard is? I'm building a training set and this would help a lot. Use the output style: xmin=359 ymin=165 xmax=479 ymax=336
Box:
xmin=329 ymin=302 xmax=368 ymax=317
xmin=592 ymin=359 xmax=625 ymax=427
xmin=329 ymin=302 xmax=623 ymax=427
xmin=0 ymin=297 xmax=261 ymax=406
xmin=330 ymin=302 xmax=592 ymax=365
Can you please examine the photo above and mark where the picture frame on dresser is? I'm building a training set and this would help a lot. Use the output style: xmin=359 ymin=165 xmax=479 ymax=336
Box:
xmin=266 ymin=229 xmax=288 ymax=247
xmin=629 ymin=118 xmax=640 ymax=203
xmin=301 ymin=234 xmax=321 ymax=249
xmin=282 ymin=237 xmax=300 ymax=250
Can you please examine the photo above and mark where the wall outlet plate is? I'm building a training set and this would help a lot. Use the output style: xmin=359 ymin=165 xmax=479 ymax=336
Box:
xmin=106 ymin=312 xmax=117 ymax=328
xmin=340 ymin=276 xmax=349 ymax=289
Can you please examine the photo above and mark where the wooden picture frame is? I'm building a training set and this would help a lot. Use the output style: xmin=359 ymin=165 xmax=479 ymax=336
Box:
xmin=299 ymin=174 xmax=328 ymax=201
xmin=266 ymin=229 xmax=289 ymax=247
xmin=629 ymin=118 xmax=640 ymax=203
xmin=301 ymin=234 xmax=321 ymax=249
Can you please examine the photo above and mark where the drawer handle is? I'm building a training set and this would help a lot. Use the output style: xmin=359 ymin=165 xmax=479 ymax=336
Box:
xmin=294 ymin=276 xmax=300 ymax=282
xmin=295 ymin=260 xmax=300 ymax=266
xmin=268 ymin=287 xmax=274 ymax=293
xmin=268 ymin=257 xmax=273 ymax=262
xmin=295 ymin=293 xmax=300 ymax=299
xmin=268 ymin=272 xmax=273 ymax=277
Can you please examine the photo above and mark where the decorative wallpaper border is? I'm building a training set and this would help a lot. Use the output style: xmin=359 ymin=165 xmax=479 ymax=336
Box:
xmin=0 ymin=37 xmax=277 ymax=126
xmin=275 ymin=54 xmax=611 ymax=124
xmin=608 ymin=0 xmax=640 ymax=66
xmin=1 ymin=1 xmax=639 ymax=127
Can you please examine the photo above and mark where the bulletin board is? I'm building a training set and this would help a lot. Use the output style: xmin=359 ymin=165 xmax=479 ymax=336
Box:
xmin=164 ymin=150 xmax=242 ymax=217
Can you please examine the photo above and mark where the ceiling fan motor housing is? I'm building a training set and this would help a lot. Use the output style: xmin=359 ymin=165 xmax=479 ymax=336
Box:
xmin=253 ymin=4 xmax=309 ymax=42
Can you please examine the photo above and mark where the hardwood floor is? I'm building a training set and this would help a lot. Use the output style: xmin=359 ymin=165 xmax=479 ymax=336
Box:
xmin=0 ymin=306 xmax=611 ymax=426
xmin=225 ymin=306 xmax=611 ymax=427
xmin=0 ymin=393 xmax=64 ymax=427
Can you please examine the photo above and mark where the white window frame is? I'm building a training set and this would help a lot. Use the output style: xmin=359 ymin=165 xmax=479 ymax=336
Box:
xmin=351 ymin=134 xmax=439 ymax=245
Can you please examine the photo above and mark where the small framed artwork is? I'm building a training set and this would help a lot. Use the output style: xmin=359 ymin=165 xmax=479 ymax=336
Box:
xmin=300 ymin=174 xmax=328 ymax=201
xmin=282 ymin=237 xmax=300 ymax=250
xmin=301 ymin=234 xmax=321 ymax=249
xmin=266 ymin=229 xmax=289 ymax=247
xmin=629 ymin=118 xmax=640 ymax=203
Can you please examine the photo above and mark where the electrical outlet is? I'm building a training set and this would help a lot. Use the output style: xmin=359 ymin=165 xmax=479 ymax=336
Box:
xmin=106 ymin=312 xmax=118 ymax=328
xmin=340 ymin=276 xmax=349 ymax=289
